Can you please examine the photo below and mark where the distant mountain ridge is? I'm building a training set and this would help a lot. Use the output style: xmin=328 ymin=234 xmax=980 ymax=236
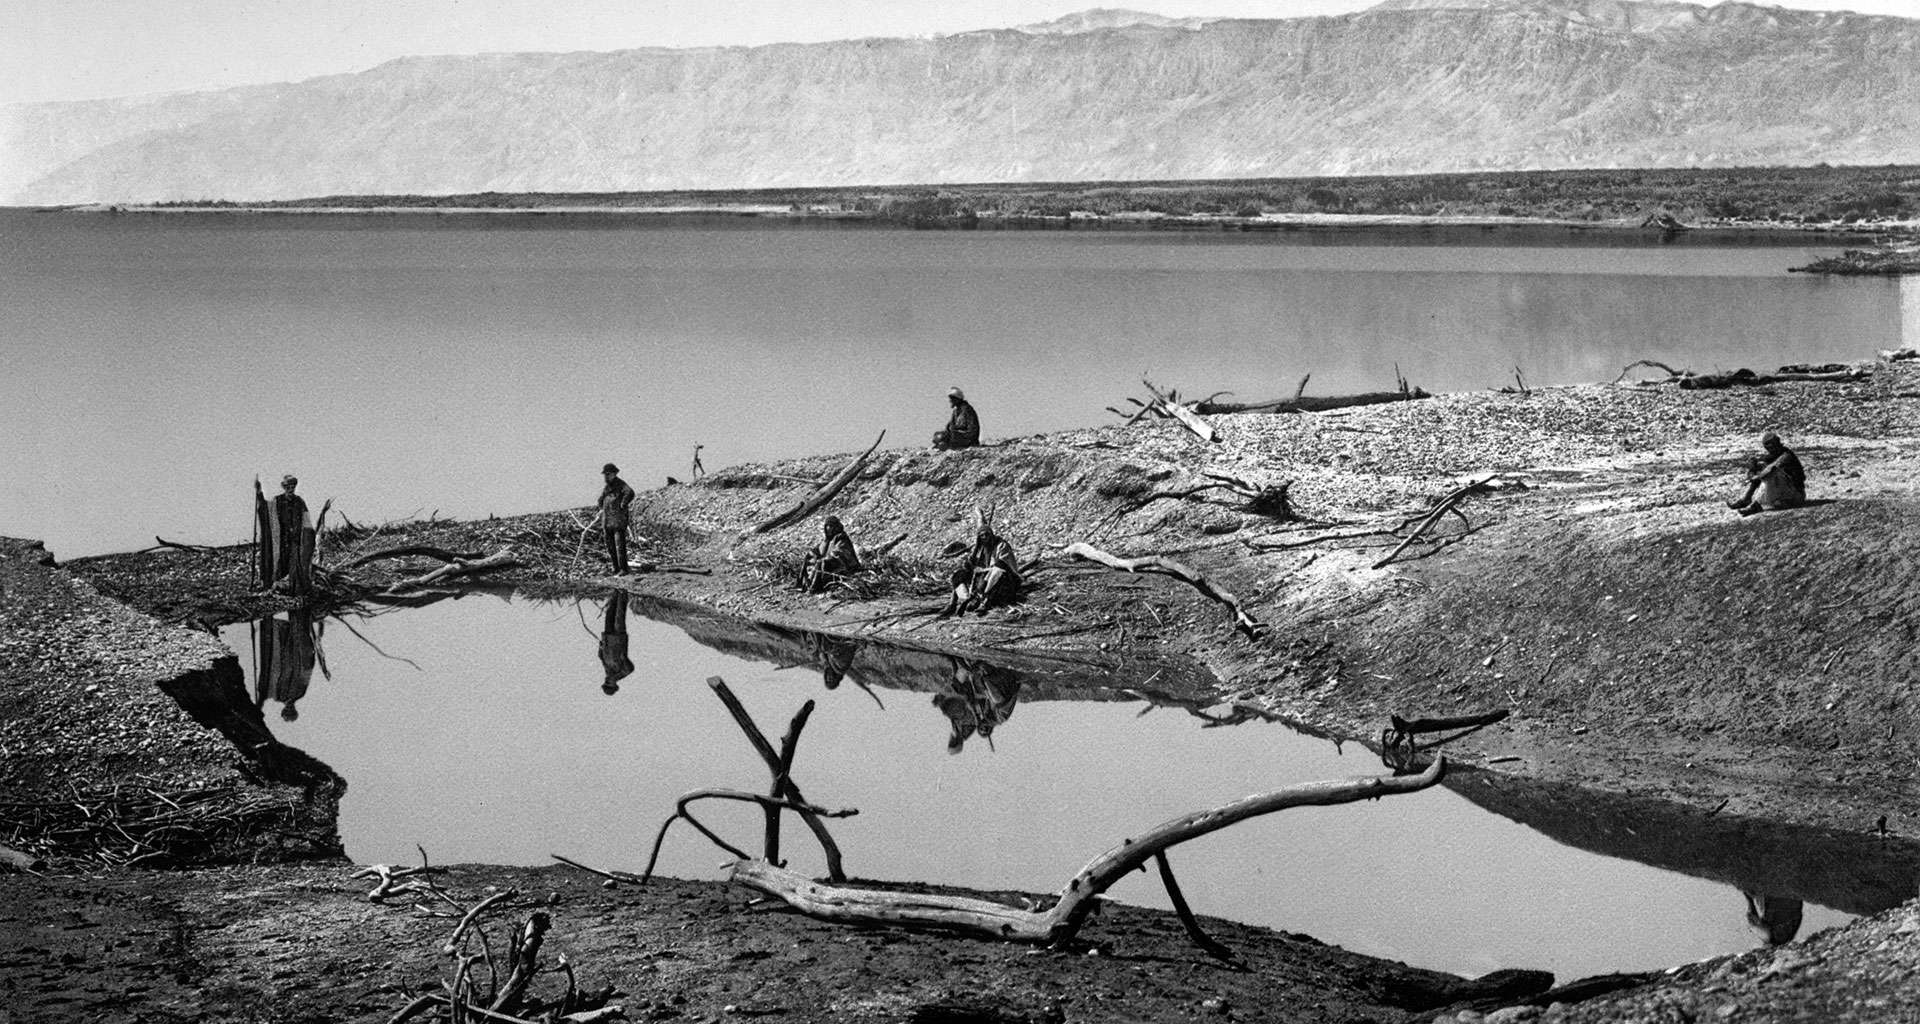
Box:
xmin=4 ymin=0 xmax=1918 ymax=204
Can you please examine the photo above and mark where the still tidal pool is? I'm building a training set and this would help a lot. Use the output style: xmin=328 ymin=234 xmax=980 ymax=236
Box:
xmin=208 ymin=592 xmax=1907 ymax=982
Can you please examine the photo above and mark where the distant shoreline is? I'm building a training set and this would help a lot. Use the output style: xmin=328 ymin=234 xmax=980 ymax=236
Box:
xmin=27 ymin=202 xmax=1913 ymax=247
xmin=14 ymin=163 xmax=1920 ymax=237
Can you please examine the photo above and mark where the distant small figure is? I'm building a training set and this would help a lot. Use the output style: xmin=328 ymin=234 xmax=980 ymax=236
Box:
xmin=932 ymin=387 xmax=980 ymax=450
xmin=598 ymin=592 xmax=634 ymax=695
xmin=598 ymin=462 xmax=636 ymax=574
xmin=943 ymin=510 xmax=1021 ymax=616
xmin=1726 ymin=431 xmax=1806 ymax=516
xmin=801 ymin=515 xmax=862 ymax=594
xmin=692 ymin=444 xmax=706 ymax=479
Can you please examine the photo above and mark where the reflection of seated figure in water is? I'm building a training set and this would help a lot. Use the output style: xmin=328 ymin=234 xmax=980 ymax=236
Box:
xmin=599 ymin=592 xmax=635 ymax=695
xmin=800 ymin=516 xmax=862 ymax=594
xmin=254 ymin=609 xmax=320 ymax=721
xmin=931 ymin=658 xmax=1022 ymax=753
xmin=1743 ymin=891 xmax=1805 ymax=947
xmin=803 ymin=631 xmax=862 ymax=690
xmin=1726 ymin=431 xmax=1807 ymax=516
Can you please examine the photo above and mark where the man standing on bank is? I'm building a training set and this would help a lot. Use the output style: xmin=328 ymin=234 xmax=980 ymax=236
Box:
xmin=932 ymin=387 xmax=980 ymax=450
xmin=598 ymin=462 xmax=636 ymax=574
xmin=272 ymin=474 xmax=309 ymax=588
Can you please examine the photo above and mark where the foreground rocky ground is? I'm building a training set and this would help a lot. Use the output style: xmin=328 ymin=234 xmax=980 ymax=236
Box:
xmin=8 ymin=357 xmax=1920 ymax=1021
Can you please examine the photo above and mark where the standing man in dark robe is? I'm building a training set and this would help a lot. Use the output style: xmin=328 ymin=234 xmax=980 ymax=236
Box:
xmin=272 ymin=474 xmax=309 ymax=588
xmin=598 ymin=462 xmax=636 ymax=574
xmin=932 ymin=387 xmax=980 ymax=450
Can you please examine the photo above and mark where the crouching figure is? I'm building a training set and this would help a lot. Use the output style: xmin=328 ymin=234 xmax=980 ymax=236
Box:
xmin=801 ymin=516 xmax=862 ymax=593
xmin=1726 ymin=430 xmax=1806 ymax=516
xmin=944 ymin=511 xmax=1021 ymax=615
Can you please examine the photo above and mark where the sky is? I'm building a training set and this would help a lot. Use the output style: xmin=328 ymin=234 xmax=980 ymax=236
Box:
xmin=3 ymin=0 xmax=1915 ymax=107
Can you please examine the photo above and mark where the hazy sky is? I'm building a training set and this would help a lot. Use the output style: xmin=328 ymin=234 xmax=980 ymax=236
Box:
xmin=3 ymin=0 xmax=1913 ymax=106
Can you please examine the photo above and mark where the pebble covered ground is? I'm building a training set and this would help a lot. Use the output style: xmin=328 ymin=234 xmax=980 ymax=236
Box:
xmin=11 ymin=357 xmax=1920 ymax=1022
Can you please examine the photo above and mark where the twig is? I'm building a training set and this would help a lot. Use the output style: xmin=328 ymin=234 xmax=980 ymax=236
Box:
xmin=445 ymin=890 xmax=517 ymax=955
xmin=1371 ymin=476 xmax=1494 ymax=570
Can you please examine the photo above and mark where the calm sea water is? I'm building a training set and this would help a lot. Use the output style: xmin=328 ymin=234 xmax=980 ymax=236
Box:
xmin=2 ymin=211 xmax=1911 ymax=558
xmin=215 ymin=594 xmax=1876 ymax=982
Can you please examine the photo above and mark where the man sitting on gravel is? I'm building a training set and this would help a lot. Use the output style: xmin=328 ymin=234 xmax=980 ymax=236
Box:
xmin=932 ymin=387 xmax=980 ymax=450
xmin=1726 ymin=431 xmax=1807 ymax=516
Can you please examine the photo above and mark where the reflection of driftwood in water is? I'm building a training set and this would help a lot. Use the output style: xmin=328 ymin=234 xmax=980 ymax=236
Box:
xmin=637 ymin=592 xmax=1212 ymax=705
xmin=1444 ymin=764 xmax=1920 ymax=917
xmin=1063 ymin=542 xmax=1267 ymax=638
xmin=730 ymin=758 xmax=1443 ymax=949
xmin=1380 ymin=708 xmax=1510 ymax=771
xmin=753 ymin=431 xmax=886 ymax=534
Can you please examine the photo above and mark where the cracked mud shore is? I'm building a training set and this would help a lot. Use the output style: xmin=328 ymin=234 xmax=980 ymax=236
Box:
xmin=7 ymin=359 xmax=1920 ymax=1022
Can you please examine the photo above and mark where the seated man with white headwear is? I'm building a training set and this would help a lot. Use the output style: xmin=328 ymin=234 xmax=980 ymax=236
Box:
xmin=932 ymin=387 xmax=980 ymax=450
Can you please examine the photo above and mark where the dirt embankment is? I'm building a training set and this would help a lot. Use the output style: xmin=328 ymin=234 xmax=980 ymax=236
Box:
xmin=13 ymin=359 xmax=1920 ymax=1022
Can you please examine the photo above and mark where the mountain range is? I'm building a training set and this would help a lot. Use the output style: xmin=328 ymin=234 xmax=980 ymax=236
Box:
xmin=4 ymin=0 xmax=1918 ymax=205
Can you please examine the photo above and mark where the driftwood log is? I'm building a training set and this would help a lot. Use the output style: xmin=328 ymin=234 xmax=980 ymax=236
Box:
xmin=383 ymin=547 xmax=523 ymax=593
xmin=1191 ymin=388 xmax=1430 ymax=414
xmin=1062 ymin=542 xmax=1266 ymax=637
xmin=1105 ymin=472 xmax=1296 ymax=529
xmin=1614 ymin=359 xmax=1870 ymax=389
xmin=754 ymin=431 xmax=886 ymax=534
xmin=729 ymin=758 xmax=1444 ymax=947
xmin=1141 ymin=380 xmax=1218 ymax=443
xmin=338 ymin=545 xmax=486 ymax=571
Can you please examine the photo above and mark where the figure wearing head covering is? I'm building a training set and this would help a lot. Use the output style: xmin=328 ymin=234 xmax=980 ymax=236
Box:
xmin=945 ymin=509 xmax=1021 ymax=615
xmin=1726 ymin=431 xmax=1806 ymax=516
xmin=271 ymin=474 xmax=309 ymax=584
xmin=801 ymin=515 xmax=862 ymax=593
xmin=598 ymin=463 xmax=637 ymax=574
xmin=598 ymin=592 xmax=634 ymax=694
xmin=932 ymin=387 xmax=980 ymax=450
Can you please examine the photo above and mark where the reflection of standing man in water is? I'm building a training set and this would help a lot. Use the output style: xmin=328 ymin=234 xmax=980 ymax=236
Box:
xmin=1743 ymin=891 xmax=1805 ymax=947
xmin=254 ymin=608 xmax=322 ymax=721
xmin=932 ymin=658 xmax=1021 ymax=753
xmin=598 ymin=592 xmax=635 ymax=695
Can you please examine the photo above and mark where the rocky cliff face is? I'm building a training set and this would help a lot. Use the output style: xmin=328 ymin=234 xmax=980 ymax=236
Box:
xmin=5 ymin=0 xmax=1917 ymax=204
